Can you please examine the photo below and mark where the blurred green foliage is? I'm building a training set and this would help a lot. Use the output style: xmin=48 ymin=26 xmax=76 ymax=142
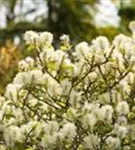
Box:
xmin=0 ymin=0 xmax=134 ymax=42
xmin=0 ymin=0 xmax=98 ymax=43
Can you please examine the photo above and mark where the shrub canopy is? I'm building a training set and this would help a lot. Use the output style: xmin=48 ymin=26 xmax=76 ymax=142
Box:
xmin=1 ymin=22 xmax=135 ymax=149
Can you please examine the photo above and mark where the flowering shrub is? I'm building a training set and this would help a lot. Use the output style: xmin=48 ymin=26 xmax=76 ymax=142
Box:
xmin=1 ymin=22 xmax=135 ymax=150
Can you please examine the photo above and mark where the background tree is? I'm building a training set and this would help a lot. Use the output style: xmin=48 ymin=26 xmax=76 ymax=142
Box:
xmin=46 ymin=0 xmax=98 ymax=42
xmin=0 ymin=0 xmax=99 ymax=44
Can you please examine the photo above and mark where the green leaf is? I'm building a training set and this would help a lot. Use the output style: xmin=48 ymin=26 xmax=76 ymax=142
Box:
xmin=27 ymin=45 xmax=35 ymax=51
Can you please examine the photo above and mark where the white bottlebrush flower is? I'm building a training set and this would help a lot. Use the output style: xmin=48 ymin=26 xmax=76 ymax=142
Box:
xmin=112 ymin=49 xmax=125 ymax=70
xmin=91 ymin=36 xmax=110 ymax=52
xmin=91 ymin=104 xmax=113 ymax=123
xmin=113 ymin=34 xmax=123 ymax=46
xmin=101 ymin=105 xmax=113 ymax=123
xmin=88 ymin=113 xmax=97 ymax=127
xmin=39 ymin=32 xmax=53 ymax=46
xmin=116 ymin=101 xmax=130 ymax=116
xmin=25 ymin=57 xmax=34 ymax=67
xmin=41 ymin=73 xmax=62 ymax=96
xmin=83 ymin=102 xmax=100 ymax=113
xmin=5 ymin=83 xmax=22 ymax=102
xmin=13 ymin=72 xmax=32 ymax=85
xmin=75 ymin=42 xmax=90 ymax=59
xmin=117 ymin=116 xmax=128 ymax=125
xmin=5 ymin=117 xmax=16 ymax=126
xmin=62 ymin=59 xmax=76 ymax=76
xmin=122 ymin=41 xmax=134 ymax=56
xmin=82 ymin=113 xmax=97 ymax=128
xmin=24 ymin=30 xmax=39 ymax=45
xmin=12 ymin=107 xmax=24 ymax=123
xmin=41 ymin=133 xmax=58 ymax=148
xmin=61 ymin=79 xmax=72 ymax=95
xmin=112 ymin=49 xmax=123 ymax=60
xmin=114 ymin=125 xmax=128 ymax=139
xmin=4 ymin=125 xmax=24 ymax=146
xmin=119 ymin=80 xmax=131 ymax=94
xmin=30 ymin=70 xmax=43 ymax=84
xmin=13 ymin=70 xmax=43 ymax=86
xmin=43 ymin=49 xmax=67 ymax=71
xmin=24 ymin=31 xmax=53 ymax=47
xmin=69 ymin=90 xmax=81 ymax=108
xmin=92 ymin=105 xmax=103 ymax=121
xmin=18 ymin=57 xmax=34 ymax=71
xmin=120 ymin=79 xmax=131 ymax=94
xmin=1 ymin=102 xmax=11 ymax=115
xmin=46 ymin=49 xmax=62 ymax=61
xmin=28 ymin=96 xmax=38 ymax=107
xmin=50 ymin=50 xmax=66 ymax=66
xmin=60 ymin=34 xmax=70 ymax=45
xmin=129 ymin=21 xmax=135 ymax=33
xmin=106 ymin=136 xmax=121 ymax=149
xmin=125 ymin=72 xmax=135 ymax=84
xmin=21 ymin=121 xmax=38 ymax=136
xmin=84 ymin=134 xmax=100 ymax=149
xmin=44 ymin=121 xmax=59 ymax=135
xmin=22 ymin=121 xmax=44 ymax=138
xmin=90 ymin=36 xmax=110 ymax=63
xmin=73 ymin=61 xmax=84 ymax=77
xmin=59 ymin=122 xmax=76 ymax=140
xmin=18 ymin=60 xmax=28 ymax=71
xmin=113 ymin=34 xmax=132 ymax=49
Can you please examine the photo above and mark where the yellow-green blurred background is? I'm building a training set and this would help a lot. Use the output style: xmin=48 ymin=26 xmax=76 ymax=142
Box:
xmin=0 ymin=0 xmax=135 ymax=94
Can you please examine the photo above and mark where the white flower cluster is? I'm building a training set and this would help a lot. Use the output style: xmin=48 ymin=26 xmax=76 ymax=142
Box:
xmin=18 ymin=57 xmax=34 ymax=71
xmin=1 ymin=22 xmax=135 ymax=149
xmin=24 ymin=31 xmax=53 ymax=47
